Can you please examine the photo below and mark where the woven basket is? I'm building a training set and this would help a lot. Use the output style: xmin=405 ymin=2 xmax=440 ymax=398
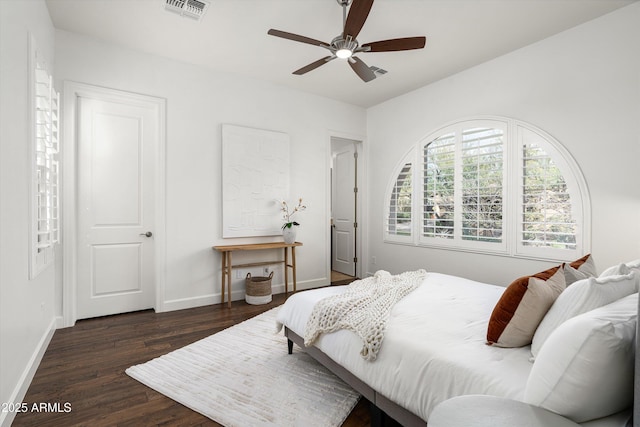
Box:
xmin=245 ymin=271 xmax=273 ymax=305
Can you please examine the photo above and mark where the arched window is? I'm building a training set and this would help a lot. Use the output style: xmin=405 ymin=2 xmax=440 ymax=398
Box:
xmin=384 ymin=117 xmax=590 ymax=261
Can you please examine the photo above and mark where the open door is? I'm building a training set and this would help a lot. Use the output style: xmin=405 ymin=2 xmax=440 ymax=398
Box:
xmin=331 ymin=138 xmax=359 ymax=277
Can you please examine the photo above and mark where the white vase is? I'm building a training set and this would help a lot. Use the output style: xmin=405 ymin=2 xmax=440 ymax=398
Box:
xmin=283 ymin=226 xmax=297 ymax=244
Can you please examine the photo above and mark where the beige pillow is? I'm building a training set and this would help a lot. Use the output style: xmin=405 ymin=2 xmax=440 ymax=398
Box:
xmin=487 ymin=265 xmax=565 ymax=347
xmin=564 ymin=253 xmax=596 ymax=285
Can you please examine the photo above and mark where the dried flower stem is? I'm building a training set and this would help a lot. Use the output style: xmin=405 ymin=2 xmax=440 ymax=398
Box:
xmin=281 ymin=198 xmax=306 ymax=229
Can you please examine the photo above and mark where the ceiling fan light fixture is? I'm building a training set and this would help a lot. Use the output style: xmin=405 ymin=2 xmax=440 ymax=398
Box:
xmin=332 ymin=36 xmax=358 ymax=59
xmin=336 ymin=48 xmax=353 ymax=59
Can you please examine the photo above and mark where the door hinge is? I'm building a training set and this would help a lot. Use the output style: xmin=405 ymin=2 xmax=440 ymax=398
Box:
xmin=354 ymin=152 xmax=358 ymax=159
xmin=353 ymin=257 xmax=358 ymax=263
xmin=354 ymin=187 xmax=358 ymax=193
xmin=353 ymin=222 xmax=358 ymax=228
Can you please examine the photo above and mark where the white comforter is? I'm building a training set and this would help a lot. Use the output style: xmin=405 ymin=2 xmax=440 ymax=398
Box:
xmin=276 ymin=272 xmax=534 ymax=422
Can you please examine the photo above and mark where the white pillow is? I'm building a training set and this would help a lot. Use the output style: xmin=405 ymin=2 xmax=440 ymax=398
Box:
xmin=627 ymin=259 xmax=640 ymax=272
xmin=524 ymin=293 xmax=637 ymax=423
xmin=530 ymin=271 xmax=638 ymax=358
xmin=599 ymin=262 xmax=630 ymax=277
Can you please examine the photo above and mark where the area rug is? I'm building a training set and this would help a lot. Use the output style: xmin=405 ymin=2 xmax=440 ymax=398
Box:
xmin=126 ymin=307 xmax=360 ymax=427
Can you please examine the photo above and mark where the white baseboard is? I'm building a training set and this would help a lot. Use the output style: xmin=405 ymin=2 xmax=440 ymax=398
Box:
xmin=160 ymin=278 xmax=330 ymax=313
xmin=292 ymin=277 xmax=328 ymax=291
xmin=0 ymin=318 xmax=56 ymax=427
xmin=55 ymin=315 xmax=65 ymax=329
xmin=161 ymin=294 xmax=218 ymax=312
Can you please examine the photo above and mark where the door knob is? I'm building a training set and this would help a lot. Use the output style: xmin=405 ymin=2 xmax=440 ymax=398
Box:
xmin=140 ymin=231 xmax=153 ymax=238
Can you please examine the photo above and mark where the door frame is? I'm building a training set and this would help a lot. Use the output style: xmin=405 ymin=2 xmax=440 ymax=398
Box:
xmin=62 ymin=81 xmax=167 ymax=327
xmin=327 ymin=131 xmax=366 ymax=281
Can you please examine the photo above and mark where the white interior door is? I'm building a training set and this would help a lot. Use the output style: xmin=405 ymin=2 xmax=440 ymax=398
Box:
xmin=332 ymin=143 xmax=357 ymax=276
xmin=76 ymin=95 xmax=157 ymax=319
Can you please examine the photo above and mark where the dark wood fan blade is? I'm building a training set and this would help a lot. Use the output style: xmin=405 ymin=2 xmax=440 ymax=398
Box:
xmin=343 ymin=0 xmax=374 ymax=39
xmin=268 ymin=29 xmax=329 ymax=48
xmin=293 ymin=56 xmax=335 ymax=75
xmin=362 ymin=36 xmax=426 ymax=52
xmin=349 ymin=56 xmax=376 ymax=82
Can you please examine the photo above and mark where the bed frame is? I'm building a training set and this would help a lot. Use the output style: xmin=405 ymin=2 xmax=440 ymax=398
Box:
xmin=285 ymin=327 xmax=426 ymax=427
xmin=286 ymin=289 xmax=640 ymax=427
xmin=634 ymin=290 xmax=639 ymax=427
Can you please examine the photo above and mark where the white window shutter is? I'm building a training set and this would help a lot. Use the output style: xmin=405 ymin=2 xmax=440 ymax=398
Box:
xmin=460 ymin=127 xmax=504 ymax=243
xmin=520 ymin=143 xmax=576 ymax=250
xmin=30 ymin=39 xmax=59 ymax=278
xmin=422 ymin=133 xmax=456 ymax=239
xmin=386 ymin=163 xmax=413 ymax=237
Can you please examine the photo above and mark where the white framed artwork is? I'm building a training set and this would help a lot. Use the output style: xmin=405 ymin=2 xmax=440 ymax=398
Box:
xmin=222 ymin=124 xmax=290 ymax=238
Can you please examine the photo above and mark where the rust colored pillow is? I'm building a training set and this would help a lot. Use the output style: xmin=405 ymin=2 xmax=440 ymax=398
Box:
xmin=487 ymin=265 xmax=566 ymax=347
xmin=568 ymin=254 xmax=592 ymax=270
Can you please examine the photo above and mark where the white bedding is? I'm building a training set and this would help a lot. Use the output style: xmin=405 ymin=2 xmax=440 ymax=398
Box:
xmin=276 ymin=272 xmax=534 ymax=422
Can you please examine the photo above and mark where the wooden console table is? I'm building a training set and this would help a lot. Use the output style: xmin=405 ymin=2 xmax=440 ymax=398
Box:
xmin=212 ymin=241 xmax=303 ymax=308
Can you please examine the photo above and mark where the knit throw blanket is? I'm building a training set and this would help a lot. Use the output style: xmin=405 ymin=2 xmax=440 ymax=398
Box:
xmin=304 ymin=269 xmax=427 ymax=361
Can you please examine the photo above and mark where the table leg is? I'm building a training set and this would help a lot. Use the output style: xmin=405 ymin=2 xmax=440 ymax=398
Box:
xmin=292 ymin=246 xmax=297 ymax=293
xmin=227 ymin=251 xmax=232 ymax=308
xmin=284 ymin=247 xmax=289 ymax=294
xmin=220 ymin=252 xmax=226 ymax=306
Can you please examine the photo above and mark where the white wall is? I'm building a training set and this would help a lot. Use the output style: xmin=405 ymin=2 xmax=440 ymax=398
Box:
xmin=54 ymin=30 xmax=366 ymax=312
xmin=0 ymin=1 xmax=57 ymax=425
xmin=365 ymin=3 xmax=640 ymax=285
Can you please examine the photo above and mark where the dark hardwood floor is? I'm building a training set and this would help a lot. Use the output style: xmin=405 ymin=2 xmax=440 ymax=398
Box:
xmin=13 ymin=293 xmax=372 ymax=427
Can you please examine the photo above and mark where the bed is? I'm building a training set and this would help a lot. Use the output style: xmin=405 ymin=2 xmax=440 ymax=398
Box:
xmin=276 ymin=264 xmax=638 ymax=427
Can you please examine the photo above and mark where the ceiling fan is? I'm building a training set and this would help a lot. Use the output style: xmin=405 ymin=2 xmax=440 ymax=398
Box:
xmin=267 ymin=0 xmax=426 ymax=82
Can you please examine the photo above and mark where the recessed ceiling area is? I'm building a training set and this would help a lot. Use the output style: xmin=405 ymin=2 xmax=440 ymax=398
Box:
xmin=45 ymin=0 xmax=636 ymax=107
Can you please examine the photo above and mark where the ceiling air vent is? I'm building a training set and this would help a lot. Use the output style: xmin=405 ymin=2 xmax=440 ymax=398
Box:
xmin=370 ymin=66 xmax=388 ymax=77
xmin=165 ymin=0 xmax=210 ymax=21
